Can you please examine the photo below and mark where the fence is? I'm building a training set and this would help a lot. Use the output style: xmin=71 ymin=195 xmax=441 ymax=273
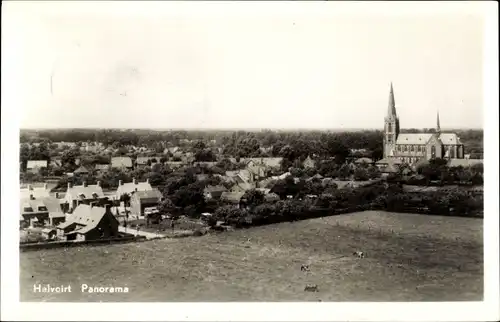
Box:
xmin=20 ymin=235 xmax=146 ymax=252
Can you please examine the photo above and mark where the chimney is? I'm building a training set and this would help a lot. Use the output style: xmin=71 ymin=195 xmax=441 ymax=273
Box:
xmin=90 ymin=201 xmax=96 ymax=208
xmin=43 ymin=183 xmax=47 ymax=190
xmin=67 ymin=182 xmax=72 ymax=189
xmin=30 ymin=194 xmax=35 ymax=200
xmin=119 ymin=180 xmax=123 ymax=186
xmin=83 ymin=181 xmax=88 ymax=187
xmin=135 ymin=187 xmax=138 ymax=192
xmin=105 ymin=204 xmax=112 ymax=212
xmin=133 ymin=178 xmax=137 ymax=185
xmin=97 ymin=181 xmax=101 ymax=187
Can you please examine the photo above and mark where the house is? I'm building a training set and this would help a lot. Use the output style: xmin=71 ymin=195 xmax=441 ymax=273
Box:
xmin=95 ymin=164 xmax=110 ymax=172
xmin=116 ymin=178 xmax=153 ymax=199
xmin=135 ymin=157 xmax=159 ymax=168
xmin=56 ymin=204 xmax=120 ymax=241
xmin=20 ymin=184 xmax=51 ymax=199
xmin=354 ymin=157 xmax=374 ymax=165
xmin=302 ymin=156 xmax=316 ymax=169
xmin=203 ymin=185 xmax=228 ymax=200
xmin=20 ymin=194 xmax=65 ymax=227
xmin=50 ymin=158 xmax=63 ymax=168
xmin=26 ymin=160 xmax=48 ymax=174
xmin=447 ymin=158 xmax=484 ymax=168
xmin=165 ymin=161 xmax=184 ymax=169
xmin=130 ymin=189 xmax=163 ymax=216
xmin=64 ymin=181 xmax=105 ymax=212
xmin=229 ymin=181 xmax=255 ymax=193
xmin=41 ymin=228 xmax=57 ymax=240
xmin=111 ymin=157 xmax=133 ymax=169
xmin=220 ymin=191 xmax=245 ymax=208
xmin=375 ymin=157 xmax=403 ymax=170
xmin=73 ymin=165 xmax=90 ymax=175
xmin=242 ymin=157 xmax=283 ymax=169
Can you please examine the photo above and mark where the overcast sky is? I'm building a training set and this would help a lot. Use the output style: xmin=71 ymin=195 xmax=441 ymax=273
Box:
xmin=4 ymin=2 xmax=487 ymax=130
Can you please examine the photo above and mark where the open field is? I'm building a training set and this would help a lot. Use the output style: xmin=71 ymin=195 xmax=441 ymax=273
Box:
xmin=20 ymin=211 xmax=482 ymax=302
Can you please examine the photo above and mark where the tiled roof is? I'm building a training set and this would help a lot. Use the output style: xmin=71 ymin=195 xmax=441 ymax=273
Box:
xmin=134 ymin=189 xmax=163 ymax=201
xmin=26 ymin=160 xmax=48 ymax=169
xmin=111 ymin=157 xmax=133 ymax=168
xmin=204 ymin=185 xmax=228 ymax=193
xmin=116 ymin=181 xmax=152 ymax=196
xmin=439 ymin=133 xmax=463 ymax=145
xmin=20 ymin=185 xmax=50 ymax=199
xmin=62 ymin=204 xmax=109 ymax=232
xmin=135 ymin=157 xmax=159 ymax=165
xmin=73 ymin=166 xmax=90 ymax=174
xmin=354 ymin=157 xmax=374 ymax=164
xmin=67 ymin=184 xmax=105 ymax=200
xmin=220 ymin=191 xmax=244 ymax=203
xmin=396 ymin=133 xmax=434 ymax=145
xmin=448 ymin=158 xmax=483 ymax=167
xmin=95 ymin=164 xmax=110 ymax=170
xmin=20 ymin=196 xmax=62 ymax=214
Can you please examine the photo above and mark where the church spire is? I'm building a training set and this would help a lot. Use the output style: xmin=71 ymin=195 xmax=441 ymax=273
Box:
xmin=436 ymin=111 xmax=441 ymax=133
xmin=387 ymin=82 xmax=397 ymax=117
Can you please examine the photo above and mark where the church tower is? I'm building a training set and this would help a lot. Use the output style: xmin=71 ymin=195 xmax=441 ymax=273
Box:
xmin=436 ymin=111 xmax=441 ymax=133
xmin=383 ymin=83 xmax=400 ymax=158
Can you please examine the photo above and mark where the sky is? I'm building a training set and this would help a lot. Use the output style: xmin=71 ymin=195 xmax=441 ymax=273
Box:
xmin=3 ymin=2 xmax=488 ymax=130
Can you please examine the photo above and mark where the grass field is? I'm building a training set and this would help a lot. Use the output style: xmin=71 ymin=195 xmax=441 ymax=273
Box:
xmin=20 ymin=211 xmax=483 ymax=302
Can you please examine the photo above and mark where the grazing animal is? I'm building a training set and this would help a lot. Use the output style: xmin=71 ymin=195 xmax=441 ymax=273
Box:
xmin=353 ymin=251 xmax=365 ymax=258
xmin=300 ymin=264 xmax=310 ymax=272
xmin=304 ymin=284 xmax=319 ymax=292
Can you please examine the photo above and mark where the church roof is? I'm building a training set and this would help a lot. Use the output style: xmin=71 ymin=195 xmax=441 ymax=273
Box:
xmin=396 ymin=133 xmax=434 ymax=145
xmin=439 ymin=133 xmax=462 ymax=145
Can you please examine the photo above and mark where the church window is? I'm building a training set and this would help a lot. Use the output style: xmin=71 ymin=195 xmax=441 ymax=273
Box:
xmin=388 ymin=123 xmax=392 ymax=133
xmin=403 ymin=145 xmax=407 ymax=152
xmin=431 ymin=145 xmax=436 ymax=158
xmin=410 ymin=145 xmax=414 ymax=152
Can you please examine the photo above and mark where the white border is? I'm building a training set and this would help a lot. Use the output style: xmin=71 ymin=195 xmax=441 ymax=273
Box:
xmin=2 ymin=1 xmax=499 ymax=321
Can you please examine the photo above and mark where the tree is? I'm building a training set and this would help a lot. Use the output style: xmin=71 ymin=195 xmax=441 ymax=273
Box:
xmin=242 ymin=189 xmax=265 ymax=209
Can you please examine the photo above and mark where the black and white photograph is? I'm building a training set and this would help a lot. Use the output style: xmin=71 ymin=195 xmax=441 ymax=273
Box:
xmin=1 ymin=1 xmax=498 ymax=321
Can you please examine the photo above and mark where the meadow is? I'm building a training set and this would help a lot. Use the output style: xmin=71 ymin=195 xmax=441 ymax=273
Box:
xmin=20 ymin=211 xmax=483 ymax=302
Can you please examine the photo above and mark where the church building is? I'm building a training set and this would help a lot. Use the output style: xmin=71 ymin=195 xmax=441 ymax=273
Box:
xmin=383 ymin=83 xmax=465 ymax=164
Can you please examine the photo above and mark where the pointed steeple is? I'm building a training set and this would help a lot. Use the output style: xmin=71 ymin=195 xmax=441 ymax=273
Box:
xmin=436 ymin=111 xmax=441 ymax=133
xmin=387 ymin=82 xmax=397 ymax=117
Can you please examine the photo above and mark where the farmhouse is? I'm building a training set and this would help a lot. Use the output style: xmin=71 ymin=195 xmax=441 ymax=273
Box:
xmin=64 ymin=182 xmax=105 ymax=212
xmin=116 ymin=179 xmax=153 ymax=199
xmin=56 ymin=204 xmax=120 ymax=241
xmin=130 ymin=189 xmax=163 ymax=216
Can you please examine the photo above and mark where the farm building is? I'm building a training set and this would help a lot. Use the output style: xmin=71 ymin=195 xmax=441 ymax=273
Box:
xmin=56 ymin=204 xmax=120 ymax=241
xmin=130 ymin=189 xmax=163 ymax=216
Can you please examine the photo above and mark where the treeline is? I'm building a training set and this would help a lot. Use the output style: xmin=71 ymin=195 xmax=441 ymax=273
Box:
xmin=210 ymin=182 xmax=483 ymax=229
